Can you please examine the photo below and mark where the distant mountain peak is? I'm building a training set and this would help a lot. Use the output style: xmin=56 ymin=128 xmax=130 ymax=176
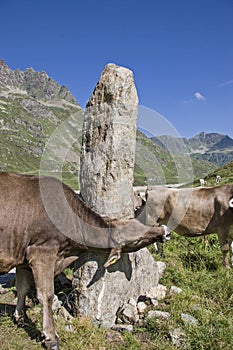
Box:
xmin=0 ymin=60 xmax=82 ymax=186
xmin=0 ymin=60 xmax=80 ymax=105
xmin=188 ymin=132 xmax=226 ymax=150
xmin=210 ymin=135 xmax=233 ymax=151
xmin=151 ymin=131 xmax=233 ymax=167
xmin=0 ymin=59 xmax=8 ymax=68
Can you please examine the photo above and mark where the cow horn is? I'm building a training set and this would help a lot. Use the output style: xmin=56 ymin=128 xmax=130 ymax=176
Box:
xmin=103 ymin=248 xmax=122 ymax=268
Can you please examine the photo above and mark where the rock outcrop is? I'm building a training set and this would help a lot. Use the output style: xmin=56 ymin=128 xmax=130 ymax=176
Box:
xmin=80 ymin=63 xmax=138 ymax=219
xmin=73 ymin=250 xmax=163 ymax=327
xmin=73 ymin=63 xmax=163 ymax=327
xmin=0 ymin=59 xmax=78 ymax=104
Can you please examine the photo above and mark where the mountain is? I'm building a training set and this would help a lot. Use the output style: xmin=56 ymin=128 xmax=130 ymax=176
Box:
xmin=210 ymin=135 xmax=233 ymax=151
xmin=134 ymin=130 xmax=216 ymax=186
xmin=152 ymin=132 xmax=233 ymax=167
xmin=0 ymin=60 xmax=217 ymax=188
xmin=0 ymin=60 xmax=83 ymax=188
xmin=151 ymin=135 xmax=190 ymax=154
xmin=0 ymin=60 xmax=77 ymax=103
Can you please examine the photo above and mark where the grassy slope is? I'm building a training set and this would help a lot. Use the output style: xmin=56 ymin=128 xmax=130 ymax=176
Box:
xmin=134 ymin=131 xmax=217 ymax=186
xmin=1 ymin=84 xmax=232 ymax=350
xmin=191 ymin=160 xmax=233 ymax=187
xmin=0 ymin=152 xmax=231 ymax=349
xmin=0 ymin=93 xmax=82 ymax=188
xmin=205 ymin=160 xmax=233 ymax=185
xmin=149 ymin=234 xmax=233 ymax=350
xmin=1 ymin=234 xmax=233 ymax=350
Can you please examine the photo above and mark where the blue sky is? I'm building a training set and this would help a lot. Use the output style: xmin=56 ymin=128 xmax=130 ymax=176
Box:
xmin=1 ymin=0 xmax=233 ymax=138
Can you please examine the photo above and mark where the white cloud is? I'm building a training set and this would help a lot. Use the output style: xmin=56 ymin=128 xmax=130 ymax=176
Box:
xmin=218 ymin=79 xmax=233 ymax=87
xmin=183 ymin=91 xmax=207 ymax=104
xmin=194 ymin=92 xmax=206 ymax=101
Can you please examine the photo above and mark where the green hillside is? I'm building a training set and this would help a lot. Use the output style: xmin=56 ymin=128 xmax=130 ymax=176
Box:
xmin=202 ymin=160 xmax=233 ymax=186
xmin=134 ymin=130 xmax=217 ymax=186
xmin=0 ymin=93 xmax=82 ymax=188
xmin=0 ymin=60 xmax=218 ymax=189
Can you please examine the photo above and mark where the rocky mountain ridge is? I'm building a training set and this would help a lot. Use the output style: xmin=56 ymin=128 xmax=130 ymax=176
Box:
xmin=0 ymin=59 xmax=82 ymax=188
xmin=152 ymin=132 xmax=233 ymax=167
xmin=0 ymin=59 xmax=79 ymax=105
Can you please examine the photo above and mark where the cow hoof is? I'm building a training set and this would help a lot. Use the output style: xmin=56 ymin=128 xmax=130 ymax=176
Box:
xmin=13 ymin=312 xmax=29 ymax=326
xmin=44 ymin=340 xmax=59 ymax=350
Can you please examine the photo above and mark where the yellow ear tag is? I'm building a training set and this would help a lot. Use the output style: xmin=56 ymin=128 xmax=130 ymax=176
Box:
xmin=110 ymin=257 xmax=117 ymax=265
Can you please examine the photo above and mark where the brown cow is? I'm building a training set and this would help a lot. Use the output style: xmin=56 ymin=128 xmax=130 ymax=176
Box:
xmin=0 ymin=172 xmax=166 ymax=349
xmin=143 ymin=185 xmax=233 ymax=267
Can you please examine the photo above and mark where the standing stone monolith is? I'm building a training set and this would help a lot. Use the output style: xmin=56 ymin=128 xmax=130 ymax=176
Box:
xmin=73 ymin=63 xmax=161 ymax=327
xmin=79 ymin=63 xmax=138 ymax=219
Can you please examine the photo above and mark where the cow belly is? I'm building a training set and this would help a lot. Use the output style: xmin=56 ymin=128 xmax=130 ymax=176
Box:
xmin=174 ymin=222 xmax=207 ymax=236
xmin=0 ymin=253 xmax=20 ymax=273
xmin=0 ymin=229 xmax=27 ymax=273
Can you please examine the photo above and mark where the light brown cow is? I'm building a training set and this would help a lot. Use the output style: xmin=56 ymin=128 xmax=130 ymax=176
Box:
xmin=143 ymin=185 xmax=233 ymax=267
xmin=0 ymin=172 xmax=166 ymax=349
xmin=133 ymin=190 xmax=146 ymax=213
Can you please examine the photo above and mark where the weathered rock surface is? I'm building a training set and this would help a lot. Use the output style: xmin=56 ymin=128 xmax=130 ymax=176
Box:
xmin=146 ymin=284 xmax=167 ymax=301
xmin=155 ymin=261 xmax=166 ymax=278
xmin=147 ymin=310 xmax=171 ymax=321
xmin=170 ymin=285 xmax=182 ymax=296
xmin=73 ymin=248 xmax=161 ymax=327
xmin=80 ymin=63 xmax=138 ymax=219
xmin=74 ymin=63 xmax=163 ymax=328
xmin=180 ymin=313 xmax=198 ymax=326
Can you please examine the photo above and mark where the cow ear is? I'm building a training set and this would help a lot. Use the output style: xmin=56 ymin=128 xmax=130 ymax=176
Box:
xmin=229 ymin=198 xmax=233 ymax=208
xmin=103 ymin=249 xmax=121 ymax=268
xmin=145 ymin=188 xmax=148 ymax=200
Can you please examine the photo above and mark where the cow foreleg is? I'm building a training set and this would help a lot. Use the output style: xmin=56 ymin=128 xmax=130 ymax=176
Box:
xmin=217 ymin=230 xmax=231 ymax=268
xmin=231 ymin=241 xmax=233 ymax=266
xmin=228 ymin=229 xmax=233 ymax=267
xmin=14 ymin=266 xmax=34 ymax=323
xmin=30 ymin=257 xmax=59 ymax=350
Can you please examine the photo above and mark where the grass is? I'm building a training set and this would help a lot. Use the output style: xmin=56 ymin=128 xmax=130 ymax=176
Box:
xmin=1 ymin=233 xmax=233 ymax=349
xmin=148 ymin=234 xmax=233 ymax=350
xmin=1 ymin=92 xmax=233 ymax=348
